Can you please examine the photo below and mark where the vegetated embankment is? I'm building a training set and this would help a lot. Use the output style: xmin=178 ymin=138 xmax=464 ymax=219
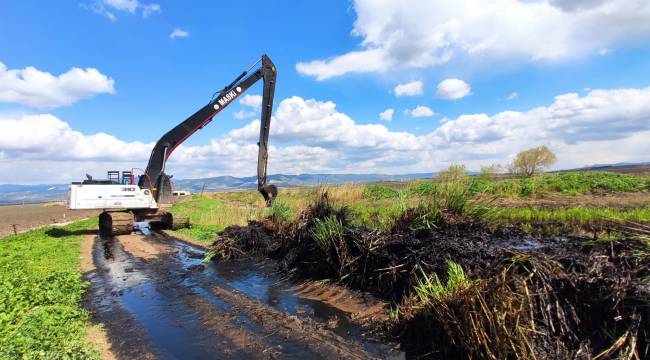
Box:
xmin=207 ymin=187 xmax=650 ymax=359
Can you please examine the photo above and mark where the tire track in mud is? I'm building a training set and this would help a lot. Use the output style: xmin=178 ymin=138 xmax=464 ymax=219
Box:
xmin=85 ymin=232 xmax=394 ymax=359
xmin=210 ymin=286 xmax=375 ymax=359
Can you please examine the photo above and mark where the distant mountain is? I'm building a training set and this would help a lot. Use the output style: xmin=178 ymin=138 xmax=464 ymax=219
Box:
xmin=3 ymin=161 xmax=647 ymax=205
xmin=0 ymin=173 xmax=435 ymax=205
xmin=173 ymin=173 xmax=436 ymax=193
xmin=0 ymin=184 xmax=70 ymax=205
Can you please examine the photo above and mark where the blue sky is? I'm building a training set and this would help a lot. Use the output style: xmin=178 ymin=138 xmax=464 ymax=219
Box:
xmin=1 ymin=0 xmax=650 ymax=183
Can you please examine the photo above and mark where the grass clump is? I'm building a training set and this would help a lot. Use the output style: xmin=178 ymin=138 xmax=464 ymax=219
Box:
xmin=269 ymin=200 xmax=295 ymax=226
xmin=0 ymin=219 xmax=100 ymax=359
xmin=413 ymin=260 xmax=471 ymax=302
xmin=311 ymin=216 xmax=346 ymax=251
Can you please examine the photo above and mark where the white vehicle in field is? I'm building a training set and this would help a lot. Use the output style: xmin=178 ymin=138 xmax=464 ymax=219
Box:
xmin=68 ymin=55 xmax=278 ymax=236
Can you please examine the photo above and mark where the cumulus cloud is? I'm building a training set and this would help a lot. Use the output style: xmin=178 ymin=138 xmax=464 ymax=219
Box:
xmin=394 ymin=80 xmax=423 ymax=97
xmin=0 ymin=62 xmax=115 ymax=108
xmin=405 ymin=106 xmax=435 ymax=117
xmin=379 ymin=108 xmax=394 ymax=121
xmin=84 ymin=0 xmax=160 ymax=20
xmin=170 ymin=28 xmax=189 ymax=39
xmin=2 ymin=87 xmax=650 ymax=183
xmin=239 ymin=94 xmax=263 ymax=110
xmin=436 ymin=79 xmax=471 ymax=100
xmin=233 ymin=109 xmax=256 ymax=120
xmin=296 ymin=0 xmax=650 ymax=79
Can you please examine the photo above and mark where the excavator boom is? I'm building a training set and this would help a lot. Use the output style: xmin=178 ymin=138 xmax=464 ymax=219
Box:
xmin=69 ymin=55 xmax=278 ymax=237
xmin=140 ymin=54 xmax=277 ymax=205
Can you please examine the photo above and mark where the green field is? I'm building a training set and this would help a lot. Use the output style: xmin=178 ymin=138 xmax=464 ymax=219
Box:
xmin=170 ymin=171 xmax=650 ymax=243
xmin=0 ymin=219 xmax=100 ymax=359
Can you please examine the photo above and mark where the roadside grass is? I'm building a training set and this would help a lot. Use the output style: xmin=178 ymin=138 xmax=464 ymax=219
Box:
xmin=0 ymin=218 xmax=99 ymax=359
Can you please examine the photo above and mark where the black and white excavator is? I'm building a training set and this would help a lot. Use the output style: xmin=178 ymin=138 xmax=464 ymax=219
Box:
xmin=68 ymin=55 xmax=278 ymax=236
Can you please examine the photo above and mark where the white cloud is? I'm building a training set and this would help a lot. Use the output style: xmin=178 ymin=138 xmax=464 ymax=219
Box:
xmin=394 ymin=80 xmax=423 ymax=97
xmin=436 ymin=79 xmax=471 ymax=100
xmin=239 ymin=94 xmax=263 ymax=110
xmin=84 ymin=0 xmax=160 ymax=20
xmin=379 ymin=108 xmax=394 ymax=121
xmin=233 ymin=109 xmax=256 ymax=120
xmin=142 ymin=3 xmax=161 ymax=17
xmin=2 ymin=87 xmax=650 ymax=183
xmin=170 ymin=28 xmax=189 ymax=39
xmin=405 ymin=106 xmax=435 ymax=118
xmin=505 ymin=92 xmax=519 ymax=100
xmin=296 ymin=0 xmax=650 ymax=79
xmin=0 ymin=62 xmax=115 ymax=108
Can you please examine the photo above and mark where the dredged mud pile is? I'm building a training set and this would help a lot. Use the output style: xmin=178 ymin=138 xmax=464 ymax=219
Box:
xmin=209 ymin=193 xmax=650 ymax=359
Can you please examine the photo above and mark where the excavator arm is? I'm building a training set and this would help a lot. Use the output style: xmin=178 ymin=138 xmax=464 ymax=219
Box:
xmin=139 ymin=55 xmax=277 ymax=206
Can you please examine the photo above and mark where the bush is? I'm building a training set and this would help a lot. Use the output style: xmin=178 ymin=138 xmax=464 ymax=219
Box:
xmin=362 ymin=184 xmax=400 ymax=200
xmin=437 ymin=164 xmax=468 ymax=182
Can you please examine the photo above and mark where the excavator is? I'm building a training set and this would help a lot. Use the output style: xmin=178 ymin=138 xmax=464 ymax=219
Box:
xmin=68 ymin=55 xmax=278 ymax=236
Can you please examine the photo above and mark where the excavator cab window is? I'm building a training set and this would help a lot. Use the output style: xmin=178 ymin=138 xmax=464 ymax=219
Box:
xmin=107 ymin=171 xmax=120 ymax=184
xmin=122 ymin=171 xmax=133 ymax=185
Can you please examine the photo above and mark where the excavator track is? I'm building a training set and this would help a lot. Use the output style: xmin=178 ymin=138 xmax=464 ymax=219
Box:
xmin=159 ymin=211 xmax=190 ymax=230
xmin=99 ymin=211 xmax=134 ymax=237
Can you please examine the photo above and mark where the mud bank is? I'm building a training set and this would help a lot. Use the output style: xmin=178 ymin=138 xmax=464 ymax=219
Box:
xmin=84 ymin=232 xmax=402 ymax=359
xmin=209 ymin=193 xmax=650 ymax=359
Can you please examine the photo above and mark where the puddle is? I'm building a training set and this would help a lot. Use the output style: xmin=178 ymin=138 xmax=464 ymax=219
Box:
xmin=86 ymin=234 xmax=404 ymax=359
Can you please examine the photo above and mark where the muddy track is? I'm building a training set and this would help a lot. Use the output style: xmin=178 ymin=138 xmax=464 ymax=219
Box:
xmin=83 ymin=232 xmax=400 ymax=359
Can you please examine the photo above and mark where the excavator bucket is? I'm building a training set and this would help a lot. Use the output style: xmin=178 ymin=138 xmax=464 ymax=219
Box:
xmin=259 ymin=184 xmax=278 ymax=207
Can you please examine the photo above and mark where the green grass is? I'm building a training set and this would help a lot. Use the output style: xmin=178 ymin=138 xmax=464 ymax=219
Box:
xmin=172 ymin=224 xmax=225 ymax=244
xmin=362 ymin=184 xmax=400 ymax=201
xmin=495 ymin=206 xmax=650 ymax=234
xmin=0 ymin=219 xmax=100 ymax=359
xmin=269 ymin=200 xmax=295 ymax=225
xmin=168 ymin=195 xmax=264 ymax=244
xmin=311 ymin=216 xmax=346 ymax=251
xmin=469 ymin=171 xmax=650 ymax=197
xmin=176 ymin=172 xmax=650 ymax=242
xmin=414 ymin=260 xmax=471 ymax=303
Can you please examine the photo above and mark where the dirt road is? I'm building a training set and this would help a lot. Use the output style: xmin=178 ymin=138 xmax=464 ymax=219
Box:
xmin=83 ymin=231 xmax=401 ymax=359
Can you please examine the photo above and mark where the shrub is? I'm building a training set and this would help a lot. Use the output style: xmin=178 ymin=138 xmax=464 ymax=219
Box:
xmin=437 ymin=164 xmax=468 ymax=182
xmin=362 ymin=184 xmax=399 ymax=200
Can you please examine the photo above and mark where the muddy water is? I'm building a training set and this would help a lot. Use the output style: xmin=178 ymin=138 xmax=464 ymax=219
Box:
xmin=85 ymin=233 xmax=403 ymax=359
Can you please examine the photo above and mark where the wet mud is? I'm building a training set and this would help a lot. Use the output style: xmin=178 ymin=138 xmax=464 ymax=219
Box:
xmin=84 ymin=232 xmax=402 ymax=359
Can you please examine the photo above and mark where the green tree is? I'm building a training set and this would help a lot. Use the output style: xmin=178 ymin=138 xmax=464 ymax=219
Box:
xmin=509 ymin=146 xmax=557 ymax=177
xmin=437 ymin=164 xmax=468 ymax=182
xmin=479 ymin=164 xmax=503 ymax=179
